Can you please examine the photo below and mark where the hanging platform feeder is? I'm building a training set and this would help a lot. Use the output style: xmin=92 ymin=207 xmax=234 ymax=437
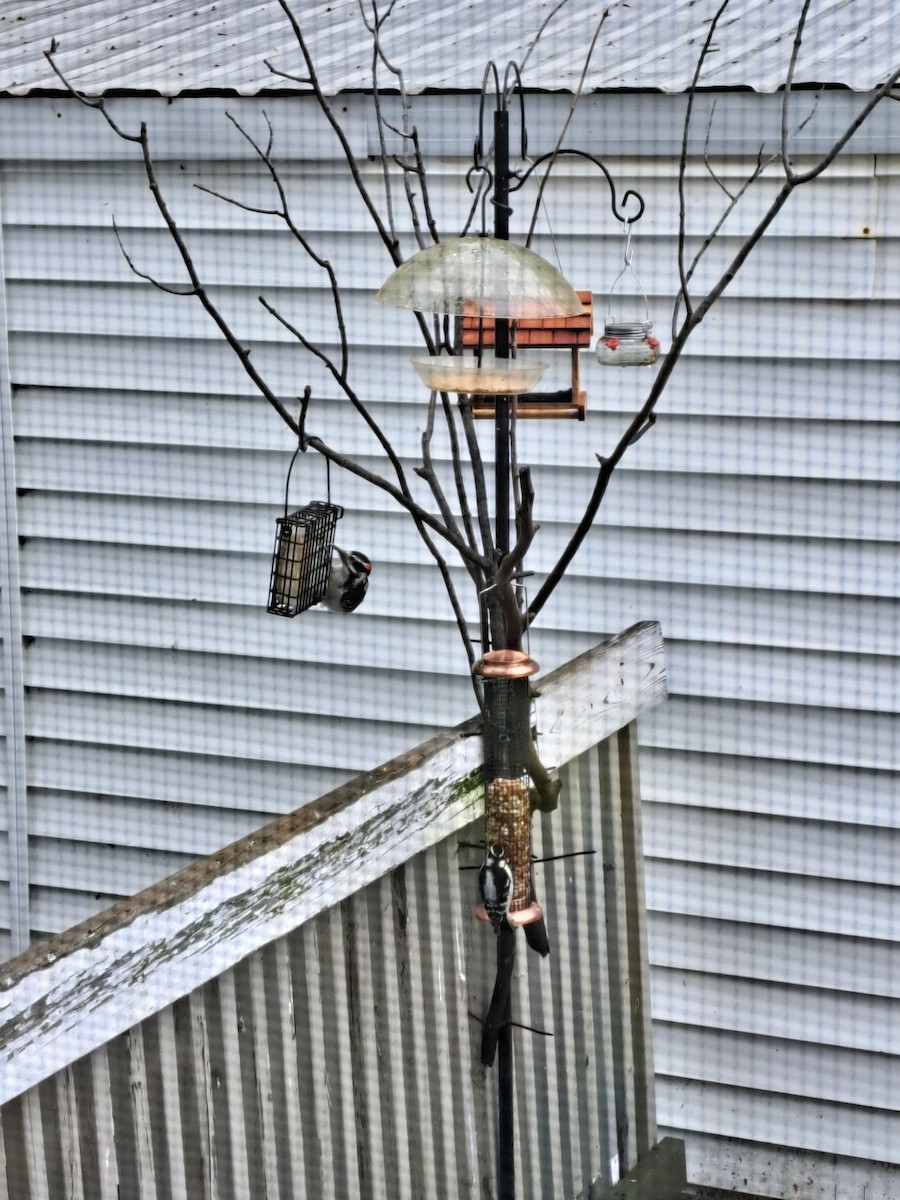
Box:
xmin=410 ymin=353 xmax=548 ymax=396
xmin=461 ymin=291 xmax=592 ymax=420
xmin=267 ymin=500 xmax=344 ymax=618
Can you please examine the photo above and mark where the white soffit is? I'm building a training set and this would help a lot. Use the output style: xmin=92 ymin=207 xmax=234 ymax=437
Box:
xmin=0 ymin=0 xmax=897 ymax=98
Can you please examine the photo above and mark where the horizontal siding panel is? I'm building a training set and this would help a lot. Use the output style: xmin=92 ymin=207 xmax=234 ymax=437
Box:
xmin=640 ymin=694 xmax=900 ymax=772
xmin=27 ymin=741 xmax=352 ymax=811
xmin=11 ymin=279 xmax=900 ymax=370
xmin=15 ymin=492 xmax=900 ymax=606
xmin=644 ymin=802 xmax=900 ymax=886
xmin=29 ymin=837 xmax=194 ymax=898
xmin=28 ymin=790 xmax=272 ymax=856
xmin=654 ymin=1022 xmax=898 ymax=1111
xmin=3 ymin=95 xmax=893 ymax=160
xmin=646 ymin=859 xmax=899 ymax=941
xmin=14 ymin=349 xmax=900 ymax=422
xmin=648 ymin=912 xmax=900 ymax=999
xmin=650 ymin=641 xmax=899 ymax=710
xmin=24 ymin=689 xmax=438 ymax=770
xmin=19 ymin=636 xmax=899 ymax=730
xmin=6 ymin=225 xmax=888 ymax=303
xmin=23 ymin=641 xmax=473 ymax=726
xmin=28 ymin=886 xmax=124 ymax=937
xmin=1 ymin=155 xmax=878 ymax=238
xmin=651 ymin=968 xmax=897 ymax=1055
xmin=17 ymin=537 xmax=900 ymax=621
xmin=656 ymin=1077 xmax=899 ymax=1164
xmin=11 ymin=386 xmax=900 ymax=484
xmin=20 ymin=588 xmax=898 ymax=677
xmin=17 ymin=472 xmax=900 ymax=552
xmin=640 ymin=748 xmax=899 ymax=828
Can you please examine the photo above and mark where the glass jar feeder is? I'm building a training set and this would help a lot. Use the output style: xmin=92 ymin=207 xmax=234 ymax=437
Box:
xmin=596 ymin=319 xmax=660 ymax=367
xmin=597 ymin=221 xmax=661 ymax=368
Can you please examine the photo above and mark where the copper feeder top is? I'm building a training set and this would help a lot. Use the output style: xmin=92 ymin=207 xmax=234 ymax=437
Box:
xmin=473 ymin=649 xmax=539 ymax=680
xmin=473 ymin=901 xmax=544 ymax=928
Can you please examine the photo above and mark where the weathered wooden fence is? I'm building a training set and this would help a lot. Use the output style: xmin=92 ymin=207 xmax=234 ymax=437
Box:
xmin=0 ymin=621 xmax=683 ymax=1199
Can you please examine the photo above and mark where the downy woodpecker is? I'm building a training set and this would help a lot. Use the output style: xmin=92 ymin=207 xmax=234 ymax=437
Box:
xmin=322 ymin=547 xmax=372 ymax=613
xmin=479 ymin=843 xmax=514 ymax=934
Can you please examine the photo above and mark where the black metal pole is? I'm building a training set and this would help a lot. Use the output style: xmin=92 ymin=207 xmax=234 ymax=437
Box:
xmin=493 ymin=107 xmax=511 ymax=562
xmin=496 ymin=926 xmax=516 ymax=1200
xmin=492 ymin=102 xmax=516 ymax=1200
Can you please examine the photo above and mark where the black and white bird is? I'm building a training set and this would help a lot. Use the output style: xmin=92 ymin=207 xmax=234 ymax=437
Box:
xmin=479 ymin=843 xmax=514 ymax=934
xmin=322 ymin=547 xmax=372 ymax=613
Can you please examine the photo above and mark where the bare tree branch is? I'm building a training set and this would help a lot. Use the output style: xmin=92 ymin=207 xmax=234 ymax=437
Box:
xmin=530 ymin=47 xmax=900 ymax=626
xmin=210 ymin=109 xmax=350 ymax=378
xmin=416 ymin=390 xmax=481 ymax=574
xmin=269 ymin=0 xmax=401 ymax=263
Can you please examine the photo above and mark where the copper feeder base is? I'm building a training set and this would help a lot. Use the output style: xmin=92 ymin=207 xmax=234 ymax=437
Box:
xmin=473 ymin=901 xmax=544 ymax=927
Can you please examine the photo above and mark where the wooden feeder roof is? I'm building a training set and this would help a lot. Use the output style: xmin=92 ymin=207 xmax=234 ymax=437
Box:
xmin=462 ymin=292 xmax=593 ymax=349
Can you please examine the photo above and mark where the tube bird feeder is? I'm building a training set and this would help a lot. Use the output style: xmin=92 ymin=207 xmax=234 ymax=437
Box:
xmin=473 ymin=649 xmax=543 ymax=927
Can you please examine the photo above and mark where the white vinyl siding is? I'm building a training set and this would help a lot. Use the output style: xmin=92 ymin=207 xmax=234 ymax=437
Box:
xmin=0 ymin=90 xmax=897 ymax=1191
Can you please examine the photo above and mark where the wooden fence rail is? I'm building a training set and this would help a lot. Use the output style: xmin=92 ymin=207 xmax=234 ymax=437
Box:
xmin=0 ymin=621 xmax=682 ymax=1199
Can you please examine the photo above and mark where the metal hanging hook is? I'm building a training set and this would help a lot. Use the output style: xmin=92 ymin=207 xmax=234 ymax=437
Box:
xmin=606 ymin=220 xmax=651 ymax=327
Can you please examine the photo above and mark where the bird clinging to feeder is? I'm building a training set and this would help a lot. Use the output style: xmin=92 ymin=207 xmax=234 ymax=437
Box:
xmin=479 ymin=843 xmax=514 ymax=934
xmin=321 ymin=547 xmax=372 ymax=613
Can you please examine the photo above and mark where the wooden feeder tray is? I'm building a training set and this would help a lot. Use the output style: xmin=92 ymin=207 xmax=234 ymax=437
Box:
xmin=462 ymin=290 xmax=592 ymax=421
xmin=267 ymin=501 xmax=343 ymax=617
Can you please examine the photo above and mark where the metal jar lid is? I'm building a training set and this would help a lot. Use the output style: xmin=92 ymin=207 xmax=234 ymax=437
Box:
xmin=604 ymin=319 xmax=653 ymax=339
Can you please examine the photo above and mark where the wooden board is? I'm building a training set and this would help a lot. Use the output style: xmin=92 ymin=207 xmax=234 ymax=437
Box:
xmin=0 ymin=621 xmax=665 ymax=1105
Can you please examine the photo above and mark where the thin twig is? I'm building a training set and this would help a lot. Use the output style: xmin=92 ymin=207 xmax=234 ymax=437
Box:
xmin=111 ymin=216 xmax=196 ymax=296
xmin=524 ymin=11 xmax=608 ymax=247
xmin=302 ymin=434 xmax=483 ymax=566
xmin=703 ymin=100 xmax=734 ymax=200
xmin=781 ymin=0 xmax=815 ymax=180
xmin=676 ymin=0 xmax=732 ymax=323
xmin=417 ymin=391 xmax=476 ymax=569
xmin=45 ymin=47 xmax=301 ymax=436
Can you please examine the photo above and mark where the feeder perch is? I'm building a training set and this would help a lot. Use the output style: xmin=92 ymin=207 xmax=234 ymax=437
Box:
xmin=267 ymin=501 xmax=343 ymax=617
xmin=462 ymin=291 xmax=592 ymax=419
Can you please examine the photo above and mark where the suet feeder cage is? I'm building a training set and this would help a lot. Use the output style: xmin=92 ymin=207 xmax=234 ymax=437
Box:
xmin=267 ymin=501 xmax=343 ymax=617
xmin=462 ymin=291 xmax=592 ymax=419
xmin=473 ymin=650 xmax=543 ymax=926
